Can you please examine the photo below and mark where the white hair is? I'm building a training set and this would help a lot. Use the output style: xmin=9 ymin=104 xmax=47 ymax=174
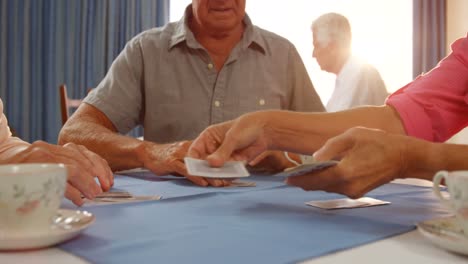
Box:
xmin=311 ymin=13 xmax=351 ymax=49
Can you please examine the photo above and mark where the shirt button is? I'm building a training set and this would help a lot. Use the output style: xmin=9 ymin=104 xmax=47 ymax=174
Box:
xmin=259 ymin=99 xmax=265 ymax=106
xmin=214 ymin=100 xmax=220 ymax=107
xmin=207 ymin=63 xmax=214 ymax=69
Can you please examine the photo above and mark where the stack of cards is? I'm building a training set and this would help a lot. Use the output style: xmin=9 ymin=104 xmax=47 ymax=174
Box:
xmin=306 ymin=197 xmax=390 ymax=210
xmin=275 ymin=160 xmax=338 ymax=177
xmin=83 ymin=191 xmax=162 ymax=204
xmin=184 ymin=157 xmax=249 ymax=178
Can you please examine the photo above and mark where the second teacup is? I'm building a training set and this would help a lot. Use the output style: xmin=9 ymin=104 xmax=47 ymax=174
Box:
xmin=433 ymin=170 xmax=468 ymax=236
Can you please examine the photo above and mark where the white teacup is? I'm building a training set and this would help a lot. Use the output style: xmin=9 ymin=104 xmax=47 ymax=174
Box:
xmin=433 ymin=170 xmax=468 ymax=235
xmin=0 ymin=163 xmax=67 ymax=235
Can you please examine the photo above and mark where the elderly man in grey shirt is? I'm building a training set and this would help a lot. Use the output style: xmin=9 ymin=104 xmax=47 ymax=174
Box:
xmin=59 ymin=0 xmax=324 ymax=187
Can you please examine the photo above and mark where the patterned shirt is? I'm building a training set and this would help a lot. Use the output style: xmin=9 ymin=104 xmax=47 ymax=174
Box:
xmin=84 ymin=10 xmax=324 ymax=143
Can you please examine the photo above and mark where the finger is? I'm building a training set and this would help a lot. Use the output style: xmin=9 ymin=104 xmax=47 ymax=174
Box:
xmin=37 ymin=153 xmax=103 ymax=199
xmin=206 ymin=132 xmax=240 ymax=167
xmin=286 ymin=165 xmax=343 ymax=191
xmin=76 ymin=145 xmax=113 ymax=191
xmin=313 ymin=133 xmax=355 ymax=161
xmin=185 ymin=175 xmax=209 ymax=186
xmin=174 ymin=160 xmax=210 ymax=187
xmin=325 ymin=172 xmax=391 ymax=199
xmin=65 ymin=164 xmax=103 ymax=199
xmin=248 ymin=152 xmax=268 ymax=166
xmin=188 ymin=133 xmax=215 ymax=159
xmin=222 ymin=179 xmax=233 ymax=187
xmin=64 ymin=183 xmax=84 ymax=206
xmin=205 ymin=178 xmax=225 ymax=187
xmin=232 ymin=147 xmax=265 ymax=163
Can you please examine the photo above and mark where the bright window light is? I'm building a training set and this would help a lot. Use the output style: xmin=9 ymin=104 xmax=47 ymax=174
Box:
xmin=170 ymin=1 xmax=412 ymax=104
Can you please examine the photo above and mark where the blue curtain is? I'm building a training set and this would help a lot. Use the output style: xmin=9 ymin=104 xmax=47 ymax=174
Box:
xmin=0 ymin=0 xmax=169 ymax=143
xmin=413 ymin=0 xmax=446 ymax=78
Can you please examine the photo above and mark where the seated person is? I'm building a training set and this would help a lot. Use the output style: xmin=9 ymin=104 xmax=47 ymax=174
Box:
xmin=312 ymin=12 xmax=388 ymax=112
xmin=0 ymin=99 xmax=113 ymax=206
xmin=58 ymin=0 xmax=324 ymax=187
xmin=188 ymin=34 xmax=468 ymax=198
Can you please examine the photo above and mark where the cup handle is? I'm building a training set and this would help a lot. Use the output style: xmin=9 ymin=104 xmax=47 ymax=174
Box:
xmin=433 ymin=170 xmax=453 ymax=209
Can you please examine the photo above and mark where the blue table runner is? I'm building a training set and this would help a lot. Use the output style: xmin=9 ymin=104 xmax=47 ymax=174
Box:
xmin=60 ymin=174 xmax=450 ymax=264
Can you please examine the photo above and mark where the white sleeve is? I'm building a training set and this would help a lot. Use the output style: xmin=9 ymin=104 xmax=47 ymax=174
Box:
xmin=0 ymin=99 xmax=30 ymax=160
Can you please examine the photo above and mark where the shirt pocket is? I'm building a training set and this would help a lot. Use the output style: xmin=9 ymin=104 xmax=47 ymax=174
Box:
xmin=239 ymin=83 xmax=286 ymax=112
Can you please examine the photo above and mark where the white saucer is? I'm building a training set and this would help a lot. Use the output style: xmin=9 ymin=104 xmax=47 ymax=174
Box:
xmin=417 ymin=216 xmax=468 ymax=256
xmin=0 ymin=209 xmax=95 ymax=251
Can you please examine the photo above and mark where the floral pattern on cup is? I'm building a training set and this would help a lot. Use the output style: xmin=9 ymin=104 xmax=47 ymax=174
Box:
xmin=0 ymin=176 xmax=64 ymax=216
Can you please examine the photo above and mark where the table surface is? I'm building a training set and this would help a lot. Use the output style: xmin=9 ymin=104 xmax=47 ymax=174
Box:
xmin=1 ymin=178 xmax=467 ymax=264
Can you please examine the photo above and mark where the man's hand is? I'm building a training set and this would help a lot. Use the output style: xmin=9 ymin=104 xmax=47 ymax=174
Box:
xmin=0 ymin=141 xmax=114 ymax=206
xmin=286 ymin=127 xmax=407 ymax=198
xmin=188 ymin=113 xmax=271 ymax=167
xmin=139 ymin=140 xmax=232 ymax=187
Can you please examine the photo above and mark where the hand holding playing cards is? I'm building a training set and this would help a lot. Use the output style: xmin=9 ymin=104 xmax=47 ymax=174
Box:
xmin=139 ymin=140 xmax=232 ymax=187
xmin=286 ymin=127 xmax=407 ymax=198
xmin=188 ymin=113 xmax=271 ymax=167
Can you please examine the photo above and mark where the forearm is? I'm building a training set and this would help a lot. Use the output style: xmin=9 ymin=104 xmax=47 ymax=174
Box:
xmin=59 ymin=120 xmax=148 ymax=171
xmin=263 ymin=105 xmax=405 ymax=154
xmin=403 ymin=138 xmax=468 ymax=180
xmin=0 ymin=137 xmax=29 ymax=161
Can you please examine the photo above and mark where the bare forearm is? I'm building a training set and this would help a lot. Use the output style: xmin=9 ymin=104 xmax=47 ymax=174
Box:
xmin=403 ymin=138 xmax=468 ymax=180
xmin=263 ymin=105 xmax=405 ymax=154
xmin=59 ymin=120 xmax=147 ymax=171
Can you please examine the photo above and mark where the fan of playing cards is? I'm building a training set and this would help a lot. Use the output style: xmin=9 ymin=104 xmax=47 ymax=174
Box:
xmin=274 ymin=160 xmax=339 ymax=177
xmin=185 ymin=157 xmax=250 ymax=178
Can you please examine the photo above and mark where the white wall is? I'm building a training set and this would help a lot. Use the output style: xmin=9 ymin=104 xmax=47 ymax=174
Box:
xmin=170 ymin=1 xmax=413 ymax=104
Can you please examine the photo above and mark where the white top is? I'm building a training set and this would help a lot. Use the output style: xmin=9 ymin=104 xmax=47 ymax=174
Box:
xmin=326 ymin=56 xmax=389 ymax=112
xmin=0 ymin=99 xmax=29 ymax=159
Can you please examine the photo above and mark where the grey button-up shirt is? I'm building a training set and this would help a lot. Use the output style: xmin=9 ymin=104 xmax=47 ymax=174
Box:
xmin=85 ymin=10 xmax=324 ymax=143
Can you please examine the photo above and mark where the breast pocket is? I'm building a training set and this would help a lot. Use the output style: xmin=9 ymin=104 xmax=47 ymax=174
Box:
xmin=239 ymin=82 xmax=286 ymax=113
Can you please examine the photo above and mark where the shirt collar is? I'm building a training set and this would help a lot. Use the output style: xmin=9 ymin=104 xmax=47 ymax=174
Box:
xmin=168 ymin=5 xmax=266 ymax=54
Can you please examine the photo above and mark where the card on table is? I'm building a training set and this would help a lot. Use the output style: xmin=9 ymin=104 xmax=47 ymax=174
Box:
xmin=306 ymin=197 xmax=391 ymax=210
xmin=184 ymin=157 xmax=250 ymax=178
xmin=274 ymin=160 xmax=339 ymax=178
xmin=81 ymin=190 xmax=162 ymax=205
xmin=86 ymin=195 xmax=162 ymax=205
xmin=228 ymin=180 xmax=256 ymax=187
xmin=81 ymin=191 xmax=133 ymax=199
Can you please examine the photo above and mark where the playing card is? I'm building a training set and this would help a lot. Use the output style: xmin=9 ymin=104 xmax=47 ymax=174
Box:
xmin=85 ymin=195 xmax=162 ymax=205
xmin=274 ymin=160 xmax=338 ymax=177
xmin=228 ymin=180 xmax=256 ymax=187
xmin=184 ymin=157 xmax=250 ymax=178
xmin=81 ymin=191 xmax=133 ymax=199
xmin=306 ymin=197 xmax=390 ymax=210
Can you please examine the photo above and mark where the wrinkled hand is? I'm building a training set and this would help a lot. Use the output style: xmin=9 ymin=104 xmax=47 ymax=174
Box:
xmin=0 ymin=141 xmax=114 ymax=206
xmin=249 ymin=151 xmax=299 ymax=173
xmin=286 ymin=127 xmax=406 ymax=198
xmin=188 ymin=113 xmax=270 ymax=167
xmin=141 ymin=141 xmax=232 ymax=187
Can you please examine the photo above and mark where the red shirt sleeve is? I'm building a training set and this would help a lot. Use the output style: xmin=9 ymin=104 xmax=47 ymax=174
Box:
xmin=386 ymin=34 xmax=468 ymax=142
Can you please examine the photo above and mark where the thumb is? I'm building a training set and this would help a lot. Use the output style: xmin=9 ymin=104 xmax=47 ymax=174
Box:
xmin=313 ymin=133 xmax=354 ymax=161
xmin=206 ymin=138 xmax=238 ymax=167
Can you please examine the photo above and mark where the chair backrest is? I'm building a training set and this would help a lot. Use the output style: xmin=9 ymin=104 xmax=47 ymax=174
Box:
xmin=59 ymin=84 xmax=87 ymax=126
